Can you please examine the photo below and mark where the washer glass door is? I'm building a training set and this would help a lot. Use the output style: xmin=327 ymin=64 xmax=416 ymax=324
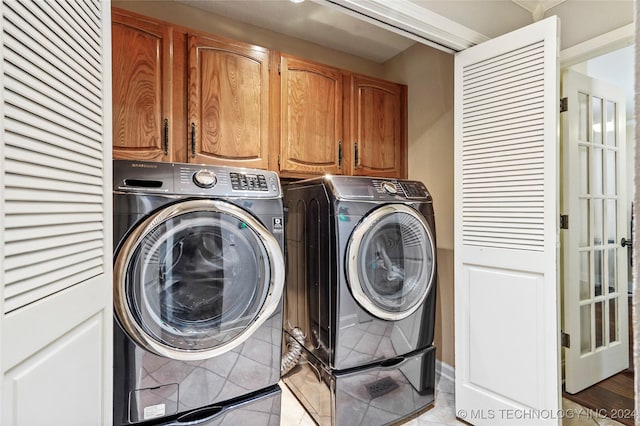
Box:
xmin=346 ymin=204 xmax=435 ymax=321
xmin=114 ymin=199 xmax=284 ymax=360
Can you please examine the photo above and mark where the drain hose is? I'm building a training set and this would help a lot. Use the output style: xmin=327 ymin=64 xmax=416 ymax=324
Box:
xmin=281 ymin=327 xmax=305 ymax=375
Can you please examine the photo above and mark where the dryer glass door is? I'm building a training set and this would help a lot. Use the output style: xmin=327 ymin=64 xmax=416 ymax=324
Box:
xmin=346 ymin=204 xmax=435 ymax=321
xmin=114 ymin=199 xmax=284 ymax=360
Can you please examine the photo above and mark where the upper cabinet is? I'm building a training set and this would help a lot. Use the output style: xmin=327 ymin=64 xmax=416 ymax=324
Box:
xmin=188 ymin=34 xmax=271 ymax=169
xmin=112 ymin=10 xmax=180 ymax=162
xmin=112 ymin=9 xmax=270 ymax=167
xmin=347 ymin=74 xmax=407 ymax=178
xmin=112 ymin=8 xmax=407 ymax=178
xmin=279 ymin=55 xmax=343 ymax=175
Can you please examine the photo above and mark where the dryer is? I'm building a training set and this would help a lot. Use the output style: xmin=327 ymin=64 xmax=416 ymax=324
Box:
xmin=282 ymin=175 xmax=437 ymax=426
xmin=113 ymin=160 xmax=284 ymax=426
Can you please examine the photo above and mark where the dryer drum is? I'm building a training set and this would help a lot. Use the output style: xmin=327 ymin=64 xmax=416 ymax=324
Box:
xmin=347 ymin=204 xmax=435 ymax=321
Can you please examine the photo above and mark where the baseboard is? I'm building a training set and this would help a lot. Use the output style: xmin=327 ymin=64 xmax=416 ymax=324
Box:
xmin=436 ymin=359 xmax=455 ymax=383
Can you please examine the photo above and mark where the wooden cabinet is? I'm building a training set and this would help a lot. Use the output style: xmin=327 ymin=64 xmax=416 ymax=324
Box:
xmin=112 ymin=9 xmax=406 ymax=178
xmin=112 ymin=9 xmax=271 ymax=167
xmin=112 ymin=10 xmax=184 ymax=162
xmin=347 ymin=74 xmax=407 ymax=178
xmin=279 ymin=55 xmax=343 ymax=175
xmin=187 ymin=34 xmax=271 ymax=169
xmin=279 ymin=55 xmax=407 ymax=178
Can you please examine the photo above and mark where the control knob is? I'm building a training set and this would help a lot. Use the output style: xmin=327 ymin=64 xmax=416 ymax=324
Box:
xmin=193 ymin=169 xmax=217 ymax=188
xmin=381 ymin=181 xmax=398 ymax=194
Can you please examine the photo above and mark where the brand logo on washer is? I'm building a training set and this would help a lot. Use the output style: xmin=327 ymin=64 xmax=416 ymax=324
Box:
xmin=272 ymin=217 xmax=283 ymax=232
xmin=131 ymin=163 xmax=157 ymax=169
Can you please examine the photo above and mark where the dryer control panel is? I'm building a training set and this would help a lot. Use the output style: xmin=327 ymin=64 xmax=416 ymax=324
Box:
xmin=113 ymin=160 xmax=282 ymax=198
xmin=326 ymin=176 xmax=430 ymax=201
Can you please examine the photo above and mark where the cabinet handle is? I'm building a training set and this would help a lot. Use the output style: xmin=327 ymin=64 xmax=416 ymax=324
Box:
xmin=338 ymin=140 xmax=342 ymax=168
xmin=163 ymin=119 xmax=169 ymax=155
xmin=354 ymin=142 xmax=359 ymax=167
xmin=191 ymin=122 xmax=196 ymax=158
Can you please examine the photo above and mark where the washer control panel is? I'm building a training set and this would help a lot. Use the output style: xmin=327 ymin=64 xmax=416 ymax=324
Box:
xmin=113 ymin=160 xmax=281 ymax=198
xmin=229 ymin=172 xmax=269 ymax=191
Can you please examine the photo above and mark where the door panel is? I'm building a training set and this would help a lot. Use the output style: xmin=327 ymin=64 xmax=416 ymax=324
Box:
xmin=350 ymin=75 xmax=405 ymax=178
xmin=561 ymin=69 xmax=628 ymax=394
xmin=188 ymin=34 xmax=270 ymax=169
xmin=280 ymin=55 xmax=343 ymax=175
xmin=454 ymin=17 xmax=560 ymax=424
xmin=112 ymin=11 xmax=172 ymax=161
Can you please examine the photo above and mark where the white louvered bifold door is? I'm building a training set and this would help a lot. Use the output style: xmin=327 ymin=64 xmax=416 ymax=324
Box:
xmin=0 ymin=1 xmax=112 ymax=424
xmin=454 ymin=17 xmax=560 ymax=425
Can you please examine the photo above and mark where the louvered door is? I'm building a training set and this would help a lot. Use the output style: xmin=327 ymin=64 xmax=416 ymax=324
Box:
xmin=0 ymin=1 xmax=112 ymax=424
xmin=454 ymin=17 xmax=560 ymax=424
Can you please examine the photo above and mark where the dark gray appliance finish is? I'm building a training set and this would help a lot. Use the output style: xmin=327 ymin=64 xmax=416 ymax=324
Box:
xmin=282 ymin=175 xmax=437 ymax=425
xmin=161 ymin=385 xmax=281 ymax=426
xmin=113 ymin=160 xmax=285 ymax=426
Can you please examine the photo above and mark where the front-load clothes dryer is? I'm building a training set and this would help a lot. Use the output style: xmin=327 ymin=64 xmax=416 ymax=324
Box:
xmin=113 ymin=160 xmax=284 ymax=426
xmin=282 ymin=175 xmax=437 ymax=426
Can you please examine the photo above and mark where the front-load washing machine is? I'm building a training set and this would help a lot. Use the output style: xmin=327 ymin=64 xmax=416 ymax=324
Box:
xmin=282 ymin=175 xmax=437 ymax=426
xmin=113 ymin=160 xmax=284 ymax=426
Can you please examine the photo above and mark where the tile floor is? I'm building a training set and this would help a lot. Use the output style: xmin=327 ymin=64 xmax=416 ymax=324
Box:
xmin=279 ymin=375 xmax=627 ymax=426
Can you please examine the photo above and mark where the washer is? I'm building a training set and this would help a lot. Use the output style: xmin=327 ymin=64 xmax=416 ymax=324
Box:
xmin=113 ymin=160 xmax=284 ymax=426
xmin=282 ymin=175 xmax=437 ymax=426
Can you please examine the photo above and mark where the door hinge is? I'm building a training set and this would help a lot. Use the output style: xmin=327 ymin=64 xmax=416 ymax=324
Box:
xmin=560 ymin=214 xmax=569 ymax=230
xmin=561 ymin=331 xmax=570 ymax=348
xmin=338 ymin=140 xmax=342 ymax=168
xmin=277 ymin=154 xmax=281 ymax=168
xmin=560 ymin=97 xmax=568 ymax=113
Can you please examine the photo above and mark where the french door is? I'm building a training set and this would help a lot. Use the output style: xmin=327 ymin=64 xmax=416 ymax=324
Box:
xmin=561 ymin=69 xmax=629 ymax=394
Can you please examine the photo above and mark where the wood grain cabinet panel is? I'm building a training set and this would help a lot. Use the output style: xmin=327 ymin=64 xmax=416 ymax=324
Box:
xmin=188 ymin=34 xmax=270 ymax=169
xmin=112 ymin=9 xmax=406 ymax=177
xmin=112 ymin=10 xmax=173 ymax=161
xmin=348 ymin=74 xmax=407 ymax=178
xmin=279 ymin=55 xmax=343 ymax=175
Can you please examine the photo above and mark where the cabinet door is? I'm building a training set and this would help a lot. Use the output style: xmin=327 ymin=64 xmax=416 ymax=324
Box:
xmin=280 ymin=55 xmax=343 ymax=176
xmin=112 ymin=10 xmax=173 ymax=161
xmin=349 ymin=75 xmax=407 ymax=178
xmin=188 ymin=34 xmax=270 ymax=169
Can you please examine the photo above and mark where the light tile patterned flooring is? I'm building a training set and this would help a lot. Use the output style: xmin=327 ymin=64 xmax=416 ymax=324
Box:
xmin=279 ymin=375 xmax=627 ymax=426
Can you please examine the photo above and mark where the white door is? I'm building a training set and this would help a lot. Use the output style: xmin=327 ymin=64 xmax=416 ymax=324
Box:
xmin=0 ymin=1 xmax=112 ymax=424
xmin=454 ymin=17 xmax=560 ymax=425
xmin=561 ymin=69 xmax=629 ymax=394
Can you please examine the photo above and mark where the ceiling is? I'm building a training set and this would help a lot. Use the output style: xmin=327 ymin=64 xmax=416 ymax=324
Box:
xmin=175 ymin=0 xmax=634 ymax=118
xmin=175 ymin=0 xmax=634 ymax=63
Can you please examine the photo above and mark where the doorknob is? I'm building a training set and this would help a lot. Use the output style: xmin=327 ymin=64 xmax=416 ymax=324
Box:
xmin=621 ymin=237 xmax=632 ymax=248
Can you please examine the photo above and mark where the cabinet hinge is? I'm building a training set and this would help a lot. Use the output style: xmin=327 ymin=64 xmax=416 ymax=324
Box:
xmin=338 ymin=140 xmax=342 ymax=168
xmin=277 ymin=63 xmax=281 ymax=75
xmin=560 ymin=97 xmax=568 ymax=113
xmin=277 ymin=154 xmax=280 ymax=168
xmin=561 ymin=331 xmax=570 ymax=348
xmin=560 ymin=214 xmax=569 ymax=230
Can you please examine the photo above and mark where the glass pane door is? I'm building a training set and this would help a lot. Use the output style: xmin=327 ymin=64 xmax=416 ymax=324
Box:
xmin=563 ymin=69 xmax=629 ymax=394
xmin=577 ymin=94 xmax=621 ymax=355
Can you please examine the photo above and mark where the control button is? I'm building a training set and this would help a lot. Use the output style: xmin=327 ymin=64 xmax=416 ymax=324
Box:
xmin=381 ymin=181 xmax=398 ymax=194
xmin=193 ymin=169 xmax=217 ymax=188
